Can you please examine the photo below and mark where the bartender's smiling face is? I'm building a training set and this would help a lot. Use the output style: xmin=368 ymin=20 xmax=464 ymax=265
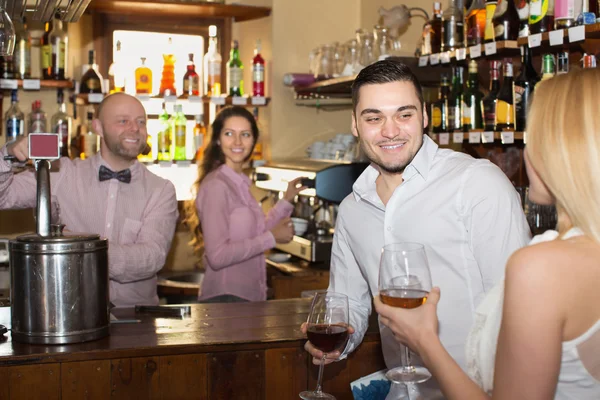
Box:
xmin=220 ymin=116 xmax=255 ymax=170
xmin=351 ymin=80 xmax=428 ymax=175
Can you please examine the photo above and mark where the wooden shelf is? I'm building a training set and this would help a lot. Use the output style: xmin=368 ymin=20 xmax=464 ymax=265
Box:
xmin=87 ymin=0 xmax=271 ymax=22
xmin=0 ymin=79 xmax=74 ymax=90
xmin=516 ymin=23 xmax=600 ymax=48
xmin=294 ymin=97 xmax=353 ymax=108
xmin=418 ymin=41 xmax=520 ymax=67
xmin=431 ymin=131 xmax=525 ymax=145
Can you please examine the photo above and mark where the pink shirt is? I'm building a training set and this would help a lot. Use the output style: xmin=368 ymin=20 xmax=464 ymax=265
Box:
xmin=196 ymin=164 xmax=293 ymax=301
xmin=0 ymin=146 xmax=178 ymax=307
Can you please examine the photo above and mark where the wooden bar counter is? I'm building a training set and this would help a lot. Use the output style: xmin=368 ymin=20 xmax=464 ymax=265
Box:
xmin=0 ymin=300 xmax=385 ymax=399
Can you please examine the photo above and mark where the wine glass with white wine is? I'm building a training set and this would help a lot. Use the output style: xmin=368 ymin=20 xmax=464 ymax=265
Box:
xmin=379 ymin=242 xmax=433 ymax=384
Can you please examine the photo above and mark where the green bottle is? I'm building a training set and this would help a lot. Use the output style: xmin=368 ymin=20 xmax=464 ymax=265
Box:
xmin=461 ymin=60 xmax=484 ymax=131
xmin=227 ymin=40 xmax=244 ymax=96
xmin=172 ymin=104 xmax=187 ymax=160
xmin=157 ymin=102 xmax=171 ymax=161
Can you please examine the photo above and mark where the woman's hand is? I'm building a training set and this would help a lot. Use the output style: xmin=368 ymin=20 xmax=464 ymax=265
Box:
xmin=373 ymin=287 xmax=441 ymax=353
xmin=283 ymin=177 xmax=308 ymax=203
xmin=270 ymin=217 xmax=294 ymax=243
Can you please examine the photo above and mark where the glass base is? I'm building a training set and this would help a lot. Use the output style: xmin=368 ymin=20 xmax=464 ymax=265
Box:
xmin=385 ymin=366 xmax=432 ymax=384
xmin=299 ymin=390 xmax=336 ymax=400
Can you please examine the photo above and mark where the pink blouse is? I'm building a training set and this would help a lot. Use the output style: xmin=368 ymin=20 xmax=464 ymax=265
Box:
xmin=196 ymin=164 xmax=293 ymax=301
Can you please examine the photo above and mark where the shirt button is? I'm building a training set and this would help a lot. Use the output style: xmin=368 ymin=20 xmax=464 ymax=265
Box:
xmin=107 ymin=223 xmax=111 ymax=228
xmin=110 ymin=194 xmax=115 ymax=199
xmin=387 ymin=226 xmax=392 ymax=231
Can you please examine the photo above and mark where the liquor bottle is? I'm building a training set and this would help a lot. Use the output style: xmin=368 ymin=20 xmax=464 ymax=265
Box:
xmin=462 ymin=60 xmax=484 ymax=131
xmin=193 ymin=114 xmax=207 ymax=161
xmin=51 ymin=89 xmax=72 ymax=158
xmin=556 ymin=51 xmax=569 ymax=74
xmin=183 ymin=53 xmax=200 ymax=97
xmin=495 ymin=59 xmax=515 ymax=130
xmin=513 ymin=45 xmax=540 ymax=131
xmin=441 ymin=0 xmax=465 ymax=51
xmin=481 ymin=60 xmax=502 ymax=131
xmin=466 ymin=0 xmax=487 ymax=46
xmin=529 ymin=0 xmax=555 ymax=34
xmin=516 ymin=0 xmax=531 ymax=38
xmin=80 ymin=50 xmax=103 ymax=94
xmin=49 ymin=13 xmax=68 ymax=80
xmin=1 ymin=56 xmax=14 ymax=79
xmin=80 ymin=109 xmax=99 ymax=159
xmin=4 ymin=90 xmax=24 ymax=141
xmin=13 ymin=17 xmax=31 ymax=80
xmin=28 ymin=101 xmax=47 ymax=134
xmin=204 ymin=25 xmax=222 ymax=96
xmin=431 ymin=74 xmax=451 ymax=134
xmin=421 ymin=2 xmax=443 ymax=55
xmin=493 ymin=0 xmax=521 ymax=40
xmin=540 ymin=53 xmax=556 ymax=80
xmin=41 ymin=20 xmax=52 ymax=79
xmin=582 ymin=54 xmax=597 ymax=68
xmin=448 ymin=65 xmax=465 ymax=132
xmin=484 ymin=0 xmax=498 ymax=42
xmin=554 ymin=0 xmax=577 ymax=28
xmin=159 ymin=37 xmax=177 ymax=97
xmin=157 ymin=103 xmax=171 ymax=161
xmin=108 ymin=40 xmax=126 ymax=93
xmin=227 ymin=40 xmax=244 ymax=97
xmin=135 ymin=57 xmax=153 ymax=95
xmin=172 ymin=104 xmax=187 ymax=160
xmin=252 ymin=40 xmax=265 ymax=97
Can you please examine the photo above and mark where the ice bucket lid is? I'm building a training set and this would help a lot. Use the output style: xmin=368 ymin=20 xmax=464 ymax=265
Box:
xmin=10 ymin=233 xmax=107 ymax=253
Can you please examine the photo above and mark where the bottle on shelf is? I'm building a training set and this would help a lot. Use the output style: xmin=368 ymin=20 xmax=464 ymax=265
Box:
xmin=466 ymin=0 xmax=487 ymax=46
xmin=204 ymin=25 xmax=222 ymax=97
xmin=441 ymin=0 xmax=465 ymax=51
xmin=172 ymin=104 xmax=187 ymax=161
xmin=481 ymin=60 xmax=502 ymax=131
xmin=484 ymin=0 xmax=498 ymax=43
xmin=529 ymin=0 xmax=555 ymax=34
xmin=227 ymin=40 xmax=244 ymax=97
xmin=582 ymin=54 xmax=597 ymax=68
xmin=80 ymin=50 xmax=104 ymax=94
xmin=193 ymin=114 xmax=207 ymax=161
xmin=1 ymin=56 xmax=14 ymax=79
xmin=541 ymin=53 xmax=556 ymax=80
xmin=252 ymin=40 xmax=265 ymax=97
xmin=556 ymin=50 xmax=570 ymax=74
xmin=41 ymin=20 xmax=53 ymax=79
xmin=431 ymin=73 xmax=451 ymax=134
xmin=80 ymin=108 xmax=99 ymax=159
xmin=13 ymin=17 xmax=31 ymax=80
xmin=157 ymin=103 xmax=171 ymax=161
xmin=183 ymin=53 xmax=200 ymax=97
xmin=492 ymin=0 xmax=521 ymax=41
xmin=49 ymin=13 xmax=68 ymax=80
xmin=108 ymin=40 xmax=126 ymax=94
xmin=462 ymin=60 xmax=484 ymax=131
xmin=51 ymin=89 xmax=72 ymax=158
xmin=159 ymin=37 xmax=177 ymax=97
xmin=513 ymin=45 xmax=540 ymax=132
xmin=135 ymin=57 xmax=153 ymax=95
xmin=28 ymin=101 xmax=47 ymax=134
xmin=448 ymin=65 xmax=465 ymax=132
xmin=516 ymin=0 xmax=530 ymax=38
xmin=495 ymin=58 xmax=515 ymax=130
xmin=5 ymin=90 xmax=24 ymax=142
xmin=421 ymin=2 xmax=443 ymax=55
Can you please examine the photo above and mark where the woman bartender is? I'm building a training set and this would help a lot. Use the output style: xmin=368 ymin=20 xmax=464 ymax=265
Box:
xmin=186 ymin=106 xmax=305 ymax=303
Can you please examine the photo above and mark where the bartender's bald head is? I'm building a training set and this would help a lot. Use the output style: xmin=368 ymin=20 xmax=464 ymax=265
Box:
xmin=96 ymin=93 xmax=146 ymax=120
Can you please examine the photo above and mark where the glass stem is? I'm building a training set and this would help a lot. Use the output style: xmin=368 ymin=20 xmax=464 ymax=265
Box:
xmin=403 ymin=345 xmax=413 ymax=371
xmin=315 ymin=354 xmax=327 ymax=393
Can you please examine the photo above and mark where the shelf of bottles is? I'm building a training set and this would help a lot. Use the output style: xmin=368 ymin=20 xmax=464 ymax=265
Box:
xmin=430 ymin=130 xmax=525 ymax=146
xmin=0 ymin=79 xmax=74 ymax=91
xmin=75 ymin=94 xmax=270 ymax=109
xmin=516 ymin=22 xmax=600 ymax=49
xmin=418 ymin=41 xmax=520 ymax=66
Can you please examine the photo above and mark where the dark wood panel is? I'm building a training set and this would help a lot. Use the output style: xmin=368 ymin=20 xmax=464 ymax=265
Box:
xmin=61 ymin=360 xmax=111 ymax=400
xmin=207 ymin=350 xmax=265 ymax=400
xmin=158 ymin=354 xmax=207 ymax=400
xmin=271 ymin=273 xmax=329 ymax=299
xmin=111 ymin=357 xmax=160 ymax=400
xmin=2 ymin=364 xmax=61 ymax=400
xmin=0 ymin=366 xmax=10 ymax=399
xmin=265 ymin=347 xmax=308 ymax=400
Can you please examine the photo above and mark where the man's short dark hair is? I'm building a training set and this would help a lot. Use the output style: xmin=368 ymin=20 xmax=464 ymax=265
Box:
xmin=351 ymin=58 xmax=424 ymax=114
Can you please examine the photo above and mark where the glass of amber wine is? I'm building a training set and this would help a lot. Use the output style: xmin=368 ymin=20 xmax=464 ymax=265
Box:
xmin=300 ymin=292 xmax=350 ymax=400
xmin=379 ymin=242 xmax=433 ymax=384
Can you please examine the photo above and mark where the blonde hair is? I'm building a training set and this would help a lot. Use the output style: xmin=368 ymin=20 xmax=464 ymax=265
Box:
xmin=526 ymin=68 xmax=600 ymax=242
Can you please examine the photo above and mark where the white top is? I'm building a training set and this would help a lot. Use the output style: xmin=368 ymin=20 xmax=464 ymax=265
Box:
xmin=330 ymin=135 xmax=531 ymax=370
xmin=466 ymin=228 xmax=600 ymax=398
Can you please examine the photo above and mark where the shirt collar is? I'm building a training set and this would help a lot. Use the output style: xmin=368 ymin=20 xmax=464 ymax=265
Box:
xmin=352 ymin=134 xmax=438 ymax=202
xmin=219 ymin=164 xmax=251 ymax=187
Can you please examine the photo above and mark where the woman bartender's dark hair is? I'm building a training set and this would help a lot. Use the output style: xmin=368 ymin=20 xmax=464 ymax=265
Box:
xmin=184 ymin=106 xmax=260 ymax=253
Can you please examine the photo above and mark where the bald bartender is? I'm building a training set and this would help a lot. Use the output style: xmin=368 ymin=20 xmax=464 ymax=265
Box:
xmin=0 ymin=93 xmax=178 ymax=307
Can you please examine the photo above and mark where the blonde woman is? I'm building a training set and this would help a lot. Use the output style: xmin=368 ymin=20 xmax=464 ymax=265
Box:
xmin=374 ymin=68 xmax=600 ymax=399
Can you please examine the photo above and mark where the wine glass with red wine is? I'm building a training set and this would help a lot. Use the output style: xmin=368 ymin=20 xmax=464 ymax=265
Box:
xmin=379 ymin=242 xmax=433 ymax=384
xmin=300 ymin=292 xmax=350 ymax=400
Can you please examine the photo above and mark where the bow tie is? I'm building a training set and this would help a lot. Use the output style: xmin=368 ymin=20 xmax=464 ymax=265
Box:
xmin=98 ymin=165 xmax=132 ymax=184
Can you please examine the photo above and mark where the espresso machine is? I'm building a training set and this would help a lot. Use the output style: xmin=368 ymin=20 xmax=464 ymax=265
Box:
xmin=254 ymin=159 xmax=368 ymax=265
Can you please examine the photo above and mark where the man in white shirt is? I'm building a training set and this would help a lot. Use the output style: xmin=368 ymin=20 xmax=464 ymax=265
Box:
xmin=303 ymin=59 xmax=531 ymax=396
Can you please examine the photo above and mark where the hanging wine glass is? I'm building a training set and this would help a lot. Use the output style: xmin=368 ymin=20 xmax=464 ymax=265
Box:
xmin=0 ymin=5 xmax=15 ymax=56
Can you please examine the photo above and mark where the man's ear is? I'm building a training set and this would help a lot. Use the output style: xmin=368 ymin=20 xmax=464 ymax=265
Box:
xmin=422 ymin=103 xmax=429 ymax=130
xmin=351 ymin=114 xmax=359 ymax=138
xmin=92 ymin=119 xmax=103 ymax=139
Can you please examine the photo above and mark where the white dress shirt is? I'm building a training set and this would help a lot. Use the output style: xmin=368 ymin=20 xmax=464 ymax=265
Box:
xmin=329 ymin=134 xmax=531 ymax=371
